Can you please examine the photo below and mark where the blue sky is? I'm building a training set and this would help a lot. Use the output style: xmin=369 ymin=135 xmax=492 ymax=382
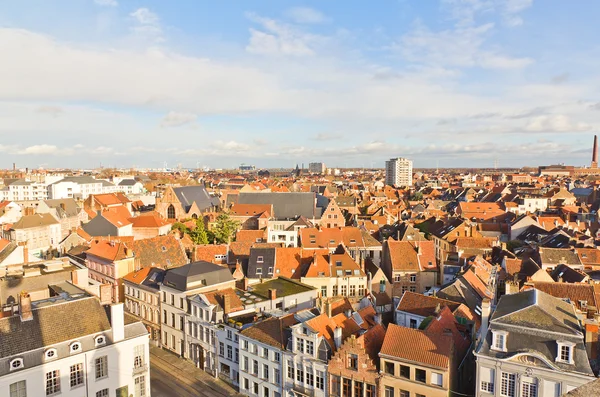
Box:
xmin=1 ymin=0 xmax=599 ymax=169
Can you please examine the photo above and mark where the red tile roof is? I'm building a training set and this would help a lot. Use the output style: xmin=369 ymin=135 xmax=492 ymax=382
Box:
xmin=230 ymin=204 xmax=272 ymax=217
xmin=380 ymin=323 xmax=452 ymax=369
xmin=129 ymin=212 xmax=170 ymax=228
xmin=86 ymin=239 xmax=133 ymax=262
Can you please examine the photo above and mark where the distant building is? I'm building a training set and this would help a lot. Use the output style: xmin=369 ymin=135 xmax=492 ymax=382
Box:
xmin=385 ymin=158 xmax=413 ymax=187
xmin=239 ymin=164 xmax=256 ymax=172
xmin=308 ymin=162 xmax=326 ymax=174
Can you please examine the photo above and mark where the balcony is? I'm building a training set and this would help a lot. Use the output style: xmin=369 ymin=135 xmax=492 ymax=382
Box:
xmin=133 ymin=364 xmax=148 ymax=375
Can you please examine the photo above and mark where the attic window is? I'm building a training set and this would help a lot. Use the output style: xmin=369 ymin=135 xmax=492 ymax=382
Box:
xmin=268 ymin=267 xmax=273 ymax=274
xmin=318 ymin=272 xmax=325 ymax=277
xmin=161 ymin=246 xmax=167 ymax=252
xmin=9 ymin=358 xmax=24 ymax=371
xmin=350 ymin=239 xmax=356 ymax=244
xmin=95 ymin=335 xmax=106 ymax=346
xmin=70 ymin=342 xmax=82 ymax=354
xmin=345 ymin=270 xmax=352 ymax=276
xmin=336 ymin=270 xmax=343 ymax=276
xmin=256 ymin=268 xmax=262 ymax=275
xmin=336 ymin=261 xmax=342 ymax=267
xmin=330 ymin=240 xmax=335 ymax=245
xmin=45 ymin=349 xmax=58 ymax=360
xmin=257 ymin=256 xmax=264 ymax=263
xmin=310 ymin=239 xmax=316 ymax=244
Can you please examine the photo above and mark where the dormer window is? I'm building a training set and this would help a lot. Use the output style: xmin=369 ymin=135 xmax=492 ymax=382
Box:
xmin=556 ymin=341 xmax=576 ymax=364
xmin=95 ymin=335 xmax=106 ymax=347
xmin=491 ymin=331 xmax=508 ymax=352
xmin=336 ymin=261 xmax=342 ymax=267
xmin=45 ymin=348 xmax=58 ymax=360
xmin=257 ymin=256 xmax=264 ymax=263
xmin=70 ymin=342 xmax=82 ymax=354
xmin=9 ymin=358 xmax=24 ymax=371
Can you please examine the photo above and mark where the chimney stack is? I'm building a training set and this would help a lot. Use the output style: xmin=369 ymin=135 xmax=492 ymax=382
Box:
xmin=593 ymin=135 xmax=598 ymax=168
xmin=325 ymin=300 xmax=332 ymax=318
xmin=480 ymin=298 xmax=491 ymax=342
xmin=223 ymin=293 xmax=231 ymax=315
xmin=19 ymin=292 xmax=33 ymax=322
xmin=268 ymin=288 xmax=277 ymax=301
xmin=110 ymin=303 xmax=125 ymax=342
xmin=585 ymin=319 xmax=598 ymax=361
xmin=334 ymin=326 xmax=342 ymax=349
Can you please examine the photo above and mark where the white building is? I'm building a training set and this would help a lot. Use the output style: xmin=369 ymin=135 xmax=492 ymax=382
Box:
xmin=48 ymin=176 xmax=104 ymax=200
xmin=0 ymin=292 xmax=150 ymax=397
xmin=308 ymin=163 xmax=326 ymax=174
xmin=0 ymin=179 xmax=49 ymax=202
xmin=385 ymin=158 xmax=413 ymax=187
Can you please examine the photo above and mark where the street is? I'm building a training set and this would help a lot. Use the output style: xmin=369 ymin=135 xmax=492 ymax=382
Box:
xmin=150 ymin=346 xmax=243 ymax=397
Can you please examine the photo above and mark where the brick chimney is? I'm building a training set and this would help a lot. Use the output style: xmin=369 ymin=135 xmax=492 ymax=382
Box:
xmin=19 ymin=292 xmax=33 ymax=322
xmin=268 ymin=289 xmax=277 ymax=300
xmin=243 ymin=277 xmax=250 ymax=291
xmin=223 ymin=293 xmax=231 ymax=315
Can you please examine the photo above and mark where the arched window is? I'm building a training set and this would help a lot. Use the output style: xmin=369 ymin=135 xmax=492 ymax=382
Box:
xmin=191 ymin=213 xmax=198 ymax=219
xmin=9 ymin=358 xmax=24 ymax=371
xmin=167 ymin=204 xmax=176 ymax=219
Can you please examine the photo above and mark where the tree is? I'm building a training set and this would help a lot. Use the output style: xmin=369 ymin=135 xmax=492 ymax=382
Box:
xmin=211 ymin=213 xmax=240 ymax=244
xmin=189 ymin=218 xmax=209 ymax=245
xmin=410 ymin=191 xmax=424 ymax=201
xmin=172 ymin=222 xmax=189 ymax=235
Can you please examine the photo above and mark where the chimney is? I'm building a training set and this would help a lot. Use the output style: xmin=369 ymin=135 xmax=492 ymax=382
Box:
xmin=71 ymin=268 xmax=89 ymax=289
xmin=585 ymin=320 xmax=598 ymax=361
xmin=345 ymin=309 xmax=352 ymax=318
xmin=268 ymin=289 xmax=277 ymax=301
xmin=99 ymin=284 xmax=112 ymax=305
xmin=587 ymin=306 xmax=597 ymax=320
xmin=223 ymin=293 xmax=231 ymax=315
xmin=480 ymin=298 xmax=491 ymax=341
xmin=243 ymin=277 xmax=250 ymax=291
xmin=325 ymin=300 xmax=332 ymax=318
xmin=334 ymin=326 xmax=343 ymax=349
xmin=374 ymin=314 xmax=381 ymax=324
xmin=110 ymin=303 xmax=125 ymax=342
xmin=19 ymin=292 xmax=33 ymax=322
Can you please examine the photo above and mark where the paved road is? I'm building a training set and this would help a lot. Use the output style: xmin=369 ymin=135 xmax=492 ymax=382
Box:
xmin=150 ymin=346 xmax=243 ymax=397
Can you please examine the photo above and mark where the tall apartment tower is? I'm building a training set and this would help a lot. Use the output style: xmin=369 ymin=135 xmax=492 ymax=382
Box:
xmin=385 ymin=157 xmax=413 ymax=187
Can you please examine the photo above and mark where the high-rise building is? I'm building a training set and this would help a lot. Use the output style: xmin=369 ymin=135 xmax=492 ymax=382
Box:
xmin=385 ymin=158 xmax=413 ymax=187
xmin=308 ymin=162 xmax=326 ymax=174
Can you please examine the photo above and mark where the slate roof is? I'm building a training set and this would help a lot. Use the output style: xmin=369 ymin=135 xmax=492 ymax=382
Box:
xmin=162 ymin=260 xmax=233 ymax=291
xmin=238 ymin=192 xmax=322 ymax=220
xmin=44 ymin=199 xmax=81 ymax=218
xmin=380 ymin=323 xmax=452 ymax=369
xmin=0 ymin=297 xmax=111 ymax=358
xmin=11 ymin=213 xmax=59 ymax=229
xmin=539 ymin=248 xmax=582 ymax=266
xmin=240 ymin=314 xmax=298 ymax=349
xmin=561 ymin=378 xmax=600 ymax=396
xmin=118 ymin=179 xmax=137 ymax=186
xmin=522 ymin=281 xmax=596 ymax=312
xmin=173 ymin=186 xmax=220 ymax=212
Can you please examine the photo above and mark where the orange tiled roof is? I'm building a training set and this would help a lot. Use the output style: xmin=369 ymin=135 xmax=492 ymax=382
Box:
xmin=300 ymin=227 xmax=364 ymax=249
xmin=122 ymin=267 xmax=153 ymax=285
xmin=129 ymin=212 xmax=170 ymax=228
xmin=236 ymin=230 xmax=267 ymax=243
xmin=194 ymin=244 xmax=228 ymax=263
xmin=86 ymin=239 xmax=132 ymax=262
xmin=93 ymin=193 xmax=123 ymax=207
xmin=230 ymin=204 xmax=272 ymax=217
xmin=203 ymin=288 xmax=245 ymax=314
xmin=380 ymin=323 xmax=452 ymax=369
xmin=0 ymin=238 xmax=10 ymax=252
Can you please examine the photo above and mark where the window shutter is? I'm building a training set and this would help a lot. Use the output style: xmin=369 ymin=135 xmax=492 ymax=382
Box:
xmin=480 ymin=367 xmax=494 ymax=383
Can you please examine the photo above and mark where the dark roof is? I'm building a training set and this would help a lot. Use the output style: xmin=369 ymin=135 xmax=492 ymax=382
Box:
xmin=162 ymin=261 xmax=233 ymax=291
xmin=0 ymin=297 xmax=111 ymax=357
xmin=118 ymin=179 xmax=137 ymax=186
xmin=551 ymin=264 xmax=587 ymax=283
xmin=238 ymin=192 xmax=322 ymax=220
xmin=561 ymin=379 xmax=600 ymax=396
xmin=247 ymin=247 xmax=277 ymax=279
xmin=173 ymin=186 xmax=220 ymax=212
xmin=44 ymin=198 xmax=81 ymax=218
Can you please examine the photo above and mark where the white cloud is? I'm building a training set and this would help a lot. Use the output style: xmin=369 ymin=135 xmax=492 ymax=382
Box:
xmin=94 ymin=0 xmax=118 ymax=6
xmin=245 ymin=13 xmax=323 ymax=56
xmin=284 ymin=7 xmax=327 ymax=24
xmin=130 ymin=8 xmax=158 ymax=25
xmin=18 ymin=144 xmax=60 ymax=155
xmin=129 ymin=8 xmax=163 ymax=42
xmin=442 ymin=0 xmax=533 ymax=27
xmin=525 ymin=114 xmax=592 ymax=133
xmin=160 ymin=111 xmax=196 ymax=127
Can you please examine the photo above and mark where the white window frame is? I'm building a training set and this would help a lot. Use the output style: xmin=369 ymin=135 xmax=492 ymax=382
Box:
xmin=479 ymin=367 xmax=495 ymax=393
xmin=10 ymin=380 xmax=27 ymax=397
xmin=556 ymin=341 xmax=576 ymax=364
xmin=430 ymin=372 xmax=443 ymax=387
xmin=95 ymin=335 xmax=106 ymax=347
xmin=9 ymin=358 xmax=24 ymax=371
xmin=491 ymin=330 xmax=508 ymax=352
xmin=69 ymin=341 xmax=82 ymax=355
xmin=45 ymin=348 xmax=58 ymax=361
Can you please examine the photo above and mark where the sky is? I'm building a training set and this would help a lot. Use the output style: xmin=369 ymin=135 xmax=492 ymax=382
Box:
xmin=1 ymin=0 xmax=599 ymax=170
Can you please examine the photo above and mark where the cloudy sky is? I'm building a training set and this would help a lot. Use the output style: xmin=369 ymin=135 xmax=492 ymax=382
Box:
xmin=1 ymin=0 xmax=599 ymax=170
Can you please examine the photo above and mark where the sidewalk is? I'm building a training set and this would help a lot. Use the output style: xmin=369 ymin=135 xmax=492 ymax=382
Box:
xmin=150 ymin=346 xmax=243 ymax=397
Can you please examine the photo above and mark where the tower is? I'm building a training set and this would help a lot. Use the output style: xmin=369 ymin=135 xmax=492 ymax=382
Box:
xmin=592 ymin=135 xmax=598 ymax=169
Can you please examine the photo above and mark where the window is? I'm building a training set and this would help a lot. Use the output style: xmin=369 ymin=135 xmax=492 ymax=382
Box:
xmin=287 ymin=361 xmax=295 ymax=379
xmin=297 ymin=338 xmax=304 ymax=353
xmin=501 ymin=372 xmax=516 ymax=397
xmin=557 ymin=342 xmax=574 ymax=364
xmin=242 ymin=339 xmax=249 ymax=350
xmin=263 ymin=364 xmax=269 ymax=380
xmin=167 ymin=204 xmax=176 ymax=219
xmin=306 ymin=341 xmax=314 ymax=355
xmin=366 ymin=384 xmax=375 ymax=397
xmin=400 ymin=364 xmax=409 ymax=378
xmin=492 ymin=331 xmax=508 ymax=352
xmin=264 ymin=386 xmax=269 ymax=397
xmin=180 ymin=297 xmax=184 ymax=309
xmin=134 ymin=375 xmax=146 ymax=397
xmin=95 ymin=335 xmax=106 ymax=346
xmin=306 ymin=371 xmax=314 ymax=386
xmin=274 ymin=352 xmax=280 ymax=362
xmin=431 ymin=372 xmax=443 ymax=386
xmin=219 ymin=342 xmax=225 ymax=357
xmin=332 ymin=285 xmax=338 ymax=296
xmin=410 ymin=274 xmax=416 ymax=283
xmin=331 ymin=375 xmax=341 ymax=396
xmin=385 ymin=361 xmax=395 ymax=375
xmin=256 ymin=268 xmax=263 ymax=275
xmin=394 ymin=274 xmax=401 ymax=282
xmin=45 ymin=349 xmax=57 ymax=360
xmin=348 ymin=353 xmax=358 ymax=370
xmin=385 ymin=386 xmax=394 ymax=397
xmin=253 ymin=383 xmax=259 ymax=395
xmin=70 ymin=363 xmax=84 ymax=388
xmin=415 ymin=368 xmax=426 ymax=383
xmin=95 ymin=356 xmax=108 ymax=379
xmin=480 ymin=367 xmax=495 ymax=393
xmin=69 ymin=341 xmax=82 ymax=354
xmin=10 ymin=358 xmax=24 ymax=371
xmin=354 ymin=381 xmax=363 ymax=397
xmin=409 ymin=319 xmax=418 ymax=329
xmin=243 ymin=378 xmax=249 ymax=391
xmin=227 ymin=345 xmax=233 ymax=360
xmin=343 ymin=378 xmax=351 ymax=396
xmin=96 ymin=389 xmax=109 ymax=397
xmin=321 ymin=286 xmax=327 ymax=297
xmin=274 ymin=368 xmax=281 ymax=385
xmin=253 ymin=360 xmax=259 ymax=375
xmin=400 ymin=391 xmax=409 ymax=397
xmin=409 ymin=286 xmax=416 ymax=293
xmin=257 ymin=256 xmax=264 ymax=263
xmin=350 ymin=285 xmax=356 ymax=296
xmin=263 ymin=347 xmax=269 ymax=358
xmin=163 ymin=310 xmax=167 ymax=324
xmin=227 ymin=329 xmax=233 ymax=340
xmin=522 ymin=379 xmax=538 ymax=397
xmin=45 ymin=370 xmax=60 ymax=396
xmin=10 ymin=380 xmax=26 ymax=397
xmin=316 ymin=371 xmax=324 ymax=390
xmin=341 ymin=285 xmax=347 ymax=296
xmin=268 ymin=267 xmax=273 ymax=274
xmin=243 ymin=356 xmax=248 ymax=371
xmin=235 ymin=348 xmax=239 ymax=363
xmin=297 ymin=367 xmax=304 ymax=383
xmin=134 ymin=344 xmax=145 ymax=368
